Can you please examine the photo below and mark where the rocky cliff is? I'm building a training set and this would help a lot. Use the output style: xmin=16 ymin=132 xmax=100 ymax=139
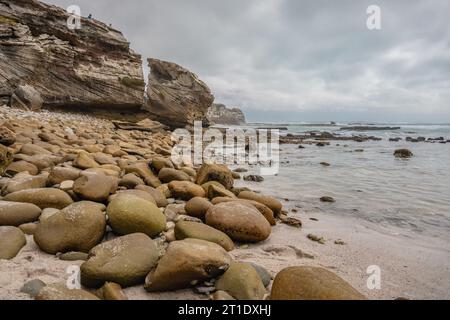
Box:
xmin=207 ymin=103 xmax=246 ymax=125
xmin=145 ymin=58 xmax=214 ymax=129
xmin=0 ymin=0 xmax=144 ymax=109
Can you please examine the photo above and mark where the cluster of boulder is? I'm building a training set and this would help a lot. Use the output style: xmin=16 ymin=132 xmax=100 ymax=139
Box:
xmin=0 ymin=107 xmax=366 ymax=300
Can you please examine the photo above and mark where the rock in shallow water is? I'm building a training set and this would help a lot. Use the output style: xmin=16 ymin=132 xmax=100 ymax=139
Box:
xmin=270 ymin=266 xmax=366 ymax=300
xmin=145 ymin=238 xmax=231 ymax=292
xmin=33 ymin=201 xmax=106 ymax=254
xmin=0 ymin=226 xmax=26 ymax=259
xmin=81 ymin=233 xmax=159 ymax=288
xmin=394 ymin=149 xmax=414 ymax=158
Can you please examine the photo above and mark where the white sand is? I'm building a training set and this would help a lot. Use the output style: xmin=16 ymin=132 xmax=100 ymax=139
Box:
xmin=1 ymin=210 xmax=448 ymax=300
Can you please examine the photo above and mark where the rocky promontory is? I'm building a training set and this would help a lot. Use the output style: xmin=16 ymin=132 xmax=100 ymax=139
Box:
xmin=145 ymin=58 xmax=215 ymax=129
xmin=0 ymin=0 xmax=144 ymax=110
xmin=207 ymin=103 xmax=246 ymax=125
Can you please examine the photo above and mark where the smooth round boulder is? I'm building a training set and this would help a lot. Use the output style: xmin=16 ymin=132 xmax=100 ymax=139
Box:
xmin=0 ymin=201 xmax=42 ymax=226
xmin=108 ymin=189 xmax=156 ymax=205
xmin=107 ymin=194 xmax=166 ymax=237
xmin=158 ymin=168 xmax=191 ymax=183
xmin=81 ymin=233 xmax=159 ymax=288
xmin=33 ymin=201 xmax=106 ymax=254
xmin=196 ymin=164 xmax=234 ymax=190
xmin=238 ymin=191 xmax=282 ymax=214
xmin=3 ymin=188 xmax=73 ymax=209
xmin=0 ymin=226 xmax=26 ymax=259
xmin=205 ymin=202 xmax=271 ymax=242
xmin=211 ymin=197 xmax=276 ymax=225
xmin=168 ymin=181 xmax=205 ymax=200
xmin=73 ymin=151 xmax=99 ymax=169
xmin=73 ymin=173 xmax=117 ymax=202
xmin=145 ymin=239 xmax=231 ymax=292
xmin=96 ymin=282 xmax=128 ymax=300
xmin=206 ymin=184 xmax=237 ymax=200
xmin=5 ymin=161 xmax=38 ymax=176
xmin=35 ymin=284 xmax=99 ymax=300
xmin=215 ymin=262 xmax=267 ymax=300
xmin=135 ymin=185 xmax=168 ymax=207
xmin=3 ymin=173 xmax=47 ymax=194
xmin=119 ymin=173 xmax=144 ymax=189
xmin=47 ymin=166 xmax=81 ymax=186
xmin=174 ymin=221 xmax=235 ymax=251
xmin=185 ymin=197 xmax=213 ymax=219
xmin=270 ymin=266 xmax=366 ymax=300
xmin=150 ymin=156 xmax=174 ymax=173
xmin=19 ymin=222 xmax=38 ymax=235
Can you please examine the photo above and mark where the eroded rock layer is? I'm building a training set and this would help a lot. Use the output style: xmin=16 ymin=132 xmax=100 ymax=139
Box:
xmin=0 ymin=0 xmax=144 ymax=109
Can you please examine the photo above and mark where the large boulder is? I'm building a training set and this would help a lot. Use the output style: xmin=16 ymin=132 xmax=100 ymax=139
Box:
xmin=124 ymin=162 xmax=161 ymax=188
xmin=0 ymin=1 xmax=144 ymax=110
xmin=135 ymin=185 xmax=168 ymax=207
xmin=205 ymin=202 xmax=271 ymax=242
xmin=270 ymin=266 xmax=366 ymax=300
xmin=145 ymin=58 xmax=214 ymax=129
xmin=185 ymin=197 xmax=213 ymax=219
xmin=196 ymin=164 xmax=234 ymax=190
xmin=0 ymin=201 xmax=41 ymax=226
xmin=81 ymin=233 xmax=159 ymax=288
xmin=3 ymin=188 xmax=73 ymax=209
xmin=47 ymin=167 xmax=82 ymax=186
xmin=73 ymin=173 xmax=117 ymax=202
xmin=2 ymin=172 xmax=47 ymax=194
xmin=0 ymin=226 xmax=26 ymax=259
xmin=106 ymin=194 xmax=166 ymax=237
xmin=174 ymin=221 xmax=234 ymax=251
xmin=144 ymin=239 xmax=231 ymax=291
xmin=34 ymin=201 xmax=106 ymax=254
xmin=215 ymin=262 xmax=266 ymax=300
xmin=238 ymin=191 xmax=282 ymax=215
xmin=158 ymin=168 xmax=191 ymax=183
xmin=168 ymin=181 xmax=205 ymax=200
xmin=211 ymin=197 xmax=276 ymax=225
xmin=10 ymin=85 xmax=43 ymax=111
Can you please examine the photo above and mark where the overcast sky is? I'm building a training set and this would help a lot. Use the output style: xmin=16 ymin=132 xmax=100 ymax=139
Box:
xmin=43 ymin=0 xmax=450 ymax=123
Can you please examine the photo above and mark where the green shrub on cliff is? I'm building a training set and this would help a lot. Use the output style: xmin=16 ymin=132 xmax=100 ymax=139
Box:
xmin=0 ymin=16 xmax=17 ymax=25
xmin=119 ymin=76 xmax=145 ymax=89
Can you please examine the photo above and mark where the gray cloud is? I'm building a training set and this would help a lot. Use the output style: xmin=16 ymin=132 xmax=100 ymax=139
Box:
xmin=43 ymin=0 xmax=450 ymax=122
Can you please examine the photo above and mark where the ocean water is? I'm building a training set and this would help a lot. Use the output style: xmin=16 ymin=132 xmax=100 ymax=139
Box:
xmin=230 ymin=123 xmax=450 ymax=241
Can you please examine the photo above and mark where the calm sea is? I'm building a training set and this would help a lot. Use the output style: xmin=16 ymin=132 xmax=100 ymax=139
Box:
xmin=229 ymin=123 xmax=450 ymax=241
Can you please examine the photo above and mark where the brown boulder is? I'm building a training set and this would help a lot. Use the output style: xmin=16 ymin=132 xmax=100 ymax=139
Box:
xmin=196 ymin=164 xmax=234 ymax=190
xmin=205 ymin=202 xmax=271 ymax=242
xmin=270 ymin=266 xmax=366 ymax=300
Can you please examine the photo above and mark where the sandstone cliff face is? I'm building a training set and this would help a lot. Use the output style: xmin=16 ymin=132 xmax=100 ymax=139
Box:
xmin=145 ymin=58 xmax=214 ymax=129
xmin=0 ymin=0 xmax=144 ymax=109
xmin=207 ymin=103 xmax=246 ymax=125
